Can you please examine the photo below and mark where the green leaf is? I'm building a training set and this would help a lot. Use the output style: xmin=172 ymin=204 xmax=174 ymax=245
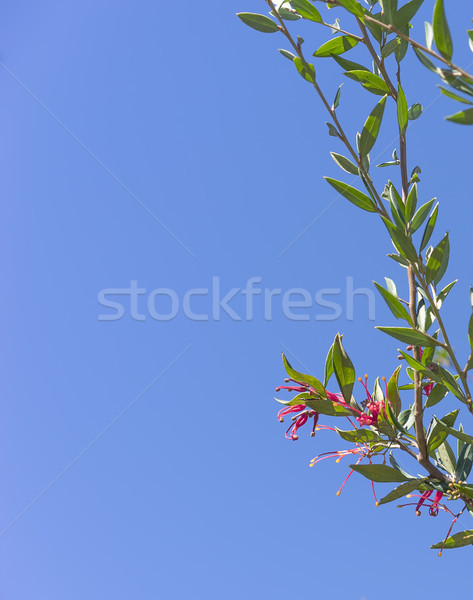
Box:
xmin=326 ymin=122 xmax=340 ymax=138
xmin=397 ymin=84 xmax=408 ymax=134
xmin=431 ymin=530 xmax=473 ymax=550
xmin=281 ymin=353 xmax=326 ymax=395
xmin=433 ymin=0 xmax=453 ymax=60
xmin=293 ymin=57 xmax=316 ymax=83
xmin=332 ymin=333 xmax=355 ymax=404
xmin=278 ymin=48 xmax=296 ymax=61
xmin=270 ymin=7 xmax=300 ymax=21
xmin=455 ymin=443 xmax=473 ymax=481
xmin=336 ymin=427 xmax=383 ymax=444
xmin=398 ymin=350 xmax=441 ymax=382
xmin=332 ymin=55 xmax=370 ymax=72
xmin=330 ymin=152 xmax=359 ymax=175
xmin=359 ymin=95 xmax=387 ymax=157
xmin=436 ymin=440 xmax=456 ymax=475
xmin=324 ymin=343 xmax=334 ymax=387
xmin=438 ymin=86 xmax=473 ymax=105
xmin=314 ymin=35 xmax=359 ymax=58
xmin=350 ymin=463 xmax=410 ymax=483
xmin=405 ymin=183 xmax=417 ymax=220
xmin=236 ymin=13 xmax=280 ymax=33
xmin=434 ymin=418 xmax=473 ymax=446
xmin=425 ymin=232 xmax=449 ymax=285
xmin=378 ymin=478 xmax=427 ymax=505
xmin=410 ymin=198 xmax=435 ymax=233
xmin=387 ymin=365 xmax=402 ymax=416
xmin=333 ymin=84 xmax=343 ymax=109
xmin=324 ymin=177 xmax=377 ymax=212
xmin=344 ymin=70 xmax=391 ymax=96
xmin=445 ymin=108 xmax=473 ymax=125
xmin=425 ymin=21 xmax=434 ymax=49
xmin=373 ymin=281 xmax=412 ymax=323
xmin=306 ymin=397 xmax=353 ymax=417
xmin=428 ymin=409 xmax=460 ymax=452
xmin=468 ymin=313 xmax=473 ymax=351
xmin=377 ymin=161 xmax=399 ymax=168
xmin=425 ymin=383 xmax=448 ymax=408
xmin=437 ymin=367 xmax=466 ymax=401
xmin=376 ymin=327 xmax=442 ymax=347
xmin=379 ymin=0 xmax=397 ymax=23
xmin=393 ymin=0 xmax=424 ymax=29
xmin=336 ymin=0 xmax=365 ymax=18
xmin=290 ymin=0 xmax=323 ymax=22
xmin=413 ymin=47 xmax=438 ymax=72
xmin=420 ymin=202 xmax=439 ymax=251
xmin=408 ymin=103 xmax=423 ymax=120
xmin=381 ymin=37 xmax=401 ymax=60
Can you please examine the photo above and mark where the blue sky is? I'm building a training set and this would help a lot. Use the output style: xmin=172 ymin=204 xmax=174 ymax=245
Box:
xmin=1 ymin=1 xmax=473 ymax=598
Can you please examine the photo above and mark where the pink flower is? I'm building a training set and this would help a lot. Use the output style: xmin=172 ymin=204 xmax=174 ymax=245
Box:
xmin=277 ymin=404 xmax=318 ymax=440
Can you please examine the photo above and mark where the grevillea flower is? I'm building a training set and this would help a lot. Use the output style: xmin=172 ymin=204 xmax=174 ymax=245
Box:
xmin=414 ymin=490 xmax=444 ymax=517
xmin=277 ymin=404 xmax=318 ymax=440
xmin=356 ymin=375 xmax=386 ymax=426
xmin=309 ymin=443 xmax=378 ymax=503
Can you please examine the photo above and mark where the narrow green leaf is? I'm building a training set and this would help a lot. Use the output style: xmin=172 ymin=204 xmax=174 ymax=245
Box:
xmin=237 ymin=13 xmax=280 ymax=33
xmin=445 ymin=108 xmax=473 ymax=125
xmin=381 ymin=37 xmax=401 ymax=60
xmin=324 ymin=343 xmax=334 ymax=387
xmin=379 ymin=0 xmax=397 ymax=23
xmin=324 ymin=177 xmax=377 ymax=212
xmin=281 ymin=353 xmax=326 ymax=395
xmin=437 ymin=440 xmax=456 ymax=475
xmin=336 ymin=0 xmax=365 ymax=18
xmin=378 ymin=478 xmax=427 ymax=505
xmin=350 ymin=463 xmax=410 ymax=483
xmin=425 ymin=21 xmax=434 ymax=49
xmin=332 ymin=333 xmax=355 ymax=404
xmin=420 ymin=202 xmax=439 ymax=251
xmin=413 ymin=47 xmax=438 ymax=72
xmin=336 ymin=427 xmax=383 ymax=444
xmin=306 ymin=397 xmax=353 ymax=417
xmin=468 ymin=313 xmax=473 ymax=350
xmin=428 ymin=409 xmax=460 ymax=452
xmin=387 ymin=365 xmax=402 ymax=416
xmin=314 ymin=36 xmax=359 ymax=58
xmin=433 ymin=0 xmax=453 ymax=60
xmin=332 ymin=55 xmax=370 ymax=72
xmin=278 ymin=48 xmax=296 ymax=61
xmin=373 ymin=282 xmax=412 ymax=323
xmin=290 ymin=0 xmax=323 ymax=22
xmin=431 ymin=530 xmax=473 ymax=550
xmin=438 ymin=86 xmax=473 ymax=105
xmin=397 ymin=84 xmax=408 ymax=134
xmin=425 ymin=232 xmax=449 ymax=285
xmin=293 ymin=57 xmax=316 ymax=83
xmin=376 ymin=327 xmax=442 ymax=347
xmin=410 ymin=198 xmax=435 ymax=233
xmin=393 ymin=0 xmax=424 ymax=29
xmin=330 ymin=152 xmax=359 ymax=175
xmin=425 ymin=383 xmax=448 ymax=408
xmin=405 ymin=183 xmax=417 ymax=220
xmin=344 ymin=70 xmax=390 ymax=95
xmin=333 ymin=84 xmax=343 ymax=109
xmin=433 ymin=415 xmax=473 ymax=446
xmin=455 ymin=443 xmax=473 ymax=481
xmin=359 ymin=95 xmax=387 ymax=156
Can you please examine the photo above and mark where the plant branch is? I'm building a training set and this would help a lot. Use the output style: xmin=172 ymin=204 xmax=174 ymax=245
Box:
xmin=363 ymin=14 xmax=473 ymax=84
xmin=266 ymin=0 xmax=389 ymax=216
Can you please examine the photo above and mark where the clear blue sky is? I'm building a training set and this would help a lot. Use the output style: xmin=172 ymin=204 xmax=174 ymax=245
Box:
xmin=1 ymin=1 xmax=473 ymax=598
